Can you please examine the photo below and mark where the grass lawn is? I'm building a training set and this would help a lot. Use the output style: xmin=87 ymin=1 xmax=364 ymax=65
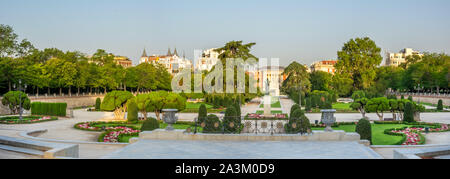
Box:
xmin=185 ymin=102 xmax=213 ymax=109
xmin=312 ymin=123 xmax=412 ymax=145
xmin=332 ymin=103 xmax=352 ymax=110
xmin=259 ymin=101 xmax=282 ymax=108
xmin=255 ymin=110 xmax=283 ymax=114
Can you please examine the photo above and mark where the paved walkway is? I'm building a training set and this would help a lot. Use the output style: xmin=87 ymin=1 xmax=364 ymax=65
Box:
xmin=103 ymin=140 xmax=382 ymax=159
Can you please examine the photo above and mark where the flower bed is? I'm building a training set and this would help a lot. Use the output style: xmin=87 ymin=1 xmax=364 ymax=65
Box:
xmin=387 ymin=124 xmax=449 ymax=145
xmin=74 ymin=122 xmax=140 ymax=143
xmin=245 ymin=113 xmax=288 ymax=120
xmin=0 ymin=116 xmax=58 ymax=124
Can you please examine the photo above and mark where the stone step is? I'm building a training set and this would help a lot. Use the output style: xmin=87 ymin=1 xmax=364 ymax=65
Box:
xmin=0 ymin=144 xmax=44 ymax=156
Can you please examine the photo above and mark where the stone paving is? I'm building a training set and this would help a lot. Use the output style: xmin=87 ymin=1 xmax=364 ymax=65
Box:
xmin=103 ymin=140 xmax=383 ymax=159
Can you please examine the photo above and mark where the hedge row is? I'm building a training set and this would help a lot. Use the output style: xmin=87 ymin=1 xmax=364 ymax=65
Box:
xmin=31 ymin=102 xmax=67 ymax=117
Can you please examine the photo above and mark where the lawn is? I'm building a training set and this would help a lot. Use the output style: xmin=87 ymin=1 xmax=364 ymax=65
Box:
xmin=312 ymin=123 xmax=412 ymax=145
xmin=185 ymin=102 xmax=213 ymax=109
xmin=259 ymin=101 xmax=282 ymax=108
xmin=255 ymin=110 xmax=283 ymax=114
xmin=332 ymin=102 xmax=352 ymax=110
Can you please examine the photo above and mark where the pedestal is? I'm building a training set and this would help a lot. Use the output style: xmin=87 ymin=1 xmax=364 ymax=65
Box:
xmin=264 ymin=95 xmax=271 ymax=116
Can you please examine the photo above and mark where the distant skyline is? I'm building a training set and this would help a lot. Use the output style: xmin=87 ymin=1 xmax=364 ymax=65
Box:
xmin=1 ymin=0 xmax=450 ymax=66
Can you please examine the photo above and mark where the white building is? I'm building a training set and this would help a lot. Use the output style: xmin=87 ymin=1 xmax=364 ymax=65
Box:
xmin=196 ymin=48 xmax=221 ymax=72
xmin=385 ymin=48 xmax=423 ymax=67
xmin=140 ymin=48 xmax=192 ymax=74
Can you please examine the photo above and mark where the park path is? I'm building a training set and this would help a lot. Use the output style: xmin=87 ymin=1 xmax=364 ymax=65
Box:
xmin=0 ymin=109 xmax=125 ymax=159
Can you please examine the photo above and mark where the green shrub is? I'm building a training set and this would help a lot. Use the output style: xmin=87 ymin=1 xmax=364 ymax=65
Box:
xmin=1 ymin=91 xmax=31 ymax=114
xmin=223 ymin=105 xmax=239 ymax=133
xmin=95 ymin=98 xmax=101 ymax=111
xmin=31 ymin=102 xmax=67 ymax=116
xmin=100 ymin=90 xmax=134 ymax=111
xmin=233 ymin=100 xmax=241 ymax=117
xmin=127 ymin=99 xmax=138 ymax=123
xmin=356 ymin=118 xmax=372 ymax=144
xmin=437 ymin=99 xmax=444 ymax=110
xmin=198 ymin=104 xmax=208 ymax=123
xmin=285 ymin=109 xmax=310 ymax=134
xmin=403 ymin=102 xmax=415 ymax=123
xmin=203 ymin=114 xmax=222 ymax=133
xmin=401 ymin=95 xmax=405 ymax=100
xmin=290 ymin=104 xmax=300 ymax=118
xmin=140 ymin=118 xmax=159 ymax=131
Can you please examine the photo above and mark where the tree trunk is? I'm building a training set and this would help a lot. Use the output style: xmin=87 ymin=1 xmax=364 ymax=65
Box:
xmin=36 ymin=87 xmax=39 ymax=97
xmin=376 ymin=111 xmax=383 ymax=121
xmin=155 ymin=110 xmax=161 ymax=120
xmin=48 ymin=87 xmax=50 ymax=95
xmin=59 ymin=88 xmax=62 ymax=96
xmin=143 ymin=110 xmax=148 ymax=121
xmin=8 ymin=80 xmax=12 ymax=91
xmin=104 ymin=87 xmax=107 ymax=94
xmin=77 ymin=87 xmax=80 ymax=96
xmin=69 ymin=86 xmax=72 ymax=96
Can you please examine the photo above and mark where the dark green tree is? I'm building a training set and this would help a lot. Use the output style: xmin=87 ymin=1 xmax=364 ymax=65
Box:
xmin=356 ymin=118 xmax=372 ymax=144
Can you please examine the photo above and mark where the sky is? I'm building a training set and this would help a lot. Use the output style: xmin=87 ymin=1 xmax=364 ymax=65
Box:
xmin=1 ymin=0 xmax=450 ymax=66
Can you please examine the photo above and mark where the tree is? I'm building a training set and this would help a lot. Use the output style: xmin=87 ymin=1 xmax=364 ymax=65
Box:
xmin=388 ymin=99 xmax=399 ymax=120
xmin=290 ymin=104 xmax=301 ymax=118
xmin=282 ymin=62 xmax=311 ymax=104
xmin=0 ymin=24 xmax=35 ymax=58
xmin=145 ymin=91 xmax=186 ymax=121
xmin=331 ymin=73 xmax=354 ymax=96
xmin=1 ymin=91 xmax=30 ymax=114
xmin=351 ymin=98 xmax=369 ymax=119
xmin=198 ymin=104 xmax=208 ymax=123
xmin=100 ymin=90 xmax=134 ymax=119
xmin=135 ymin=93 xmax=152 ymax=121
xmin=135 ymin=63 xmax=157 ymax=92
xmin=335 ymin=37 xmax=383 ymax=91
xmin=214 ymin=41 xmax=257 ymax=63
xmin=351 ymin=90 xmax=366 ymax=100
xmin=365 ymin=97 xmax=390 ymax=121
xmin=310 ymin=71 xmax=332 ymax=91
xmin=43 ymin=58 xmax=77 ymax=96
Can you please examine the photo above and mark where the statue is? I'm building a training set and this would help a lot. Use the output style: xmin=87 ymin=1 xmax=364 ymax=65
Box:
xmin=265 ymin=78 xmax=270 ymax=95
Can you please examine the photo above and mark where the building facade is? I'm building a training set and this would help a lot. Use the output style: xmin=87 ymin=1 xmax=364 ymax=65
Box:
xmin=196 ymin=48 xmax=221 ymax=72
xmin=310 ymin=60 xmax=337 ymax=74
xmin=140 ymin=48 xmax=192 ymax=74
xmin=385 ymin=48 xmax=423 ymax=67
xmin=114 ymin=56 xmax=132 ymax=68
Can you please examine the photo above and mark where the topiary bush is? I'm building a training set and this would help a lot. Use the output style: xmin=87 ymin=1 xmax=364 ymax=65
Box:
xmin=403 ymin=102 xmax=415 ymax=123
xmin=285 ymin=109 xmax=310 ymax=134
xmin=290 ymin=104 xmax=300 ymax=118
xmin=203 ymin=114 xmax=222 ymax=133
xmin=127 ymin=99 xmax=138 ymax=123
xmin=95 ymin=98 xmax=101 ymax=111
xmin=437 ymin=99 xmax=444 ymax=111
xmin=223 ymin=105 xmax=239 ymax=133
xmin=140 ymin=118 xmax=159 ymax=131
xmin=2 ymin=91 xmax=31 ymax=114
xmin=234 ymin=100 xmax=241 ymax=118
xmin=355 ymin=118 xmax=372 ymax=144
xmin=198 ymin=104 xmax=208 ymax=123
xmin=401 ymin=95 xmax=405 ymax=100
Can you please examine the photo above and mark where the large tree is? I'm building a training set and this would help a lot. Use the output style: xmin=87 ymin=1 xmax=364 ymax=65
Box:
xmin=310 ymin=71 xmax=332 ymax=91
xmin=282 ymin=61 xmax=311 ymax=97
xmin=335 ymin=37 xmax=383 ymax=91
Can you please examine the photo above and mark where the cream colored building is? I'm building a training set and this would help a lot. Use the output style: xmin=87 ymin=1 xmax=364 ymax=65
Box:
xmin=310 ymin=60 xmax=337 ymax=74
xmin=140 ymin=48 xmax=192 ymax=74
xmin=114 ymin=56 xmax=132 ymax=68
xmin=196 ymin=48 xmax=221 ymax=72
xmin=385 ymin=48 xmax=423 ymax=67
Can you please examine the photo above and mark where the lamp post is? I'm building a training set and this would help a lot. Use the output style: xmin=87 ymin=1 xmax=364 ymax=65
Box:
xmin=14 ymin=79 xmax=27 ymax=121
xmin=414 ymin=84 xmax=423 ymax=103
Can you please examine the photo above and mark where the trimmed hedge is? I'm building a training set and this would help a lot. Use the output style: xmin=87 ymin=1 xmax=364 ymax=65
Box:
xmin=356 ymin=118 xmax=372 ymax=143
xmin=437 ymin=99 xmax=444 ymax=110
xmin=140 ymin=118 xmax=160 ymax=131
xmin=203 ymin=114 xmax=222 ymax=133
xmin=95 ymin=98 xmax=101 ymax=111
xmin=31 ymin=102 xmax=67 ymax=117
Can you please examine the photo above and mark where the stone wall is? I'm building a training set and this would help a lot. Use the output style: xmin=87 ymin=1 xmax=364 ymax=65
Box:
xmin=398 ymin=95 xmax=450 ymax=106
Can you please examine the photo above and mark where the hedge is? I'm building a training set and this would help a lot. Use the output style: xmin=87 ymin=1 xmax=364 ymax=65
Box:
xmin=31 ymin=102 xmax=67 ymax=117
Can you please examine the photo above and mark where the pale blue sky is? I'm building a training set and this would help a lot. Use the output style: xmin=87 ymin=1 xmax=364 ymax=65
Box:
xmin=1 ymin=0 xmax=449 ymax=66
